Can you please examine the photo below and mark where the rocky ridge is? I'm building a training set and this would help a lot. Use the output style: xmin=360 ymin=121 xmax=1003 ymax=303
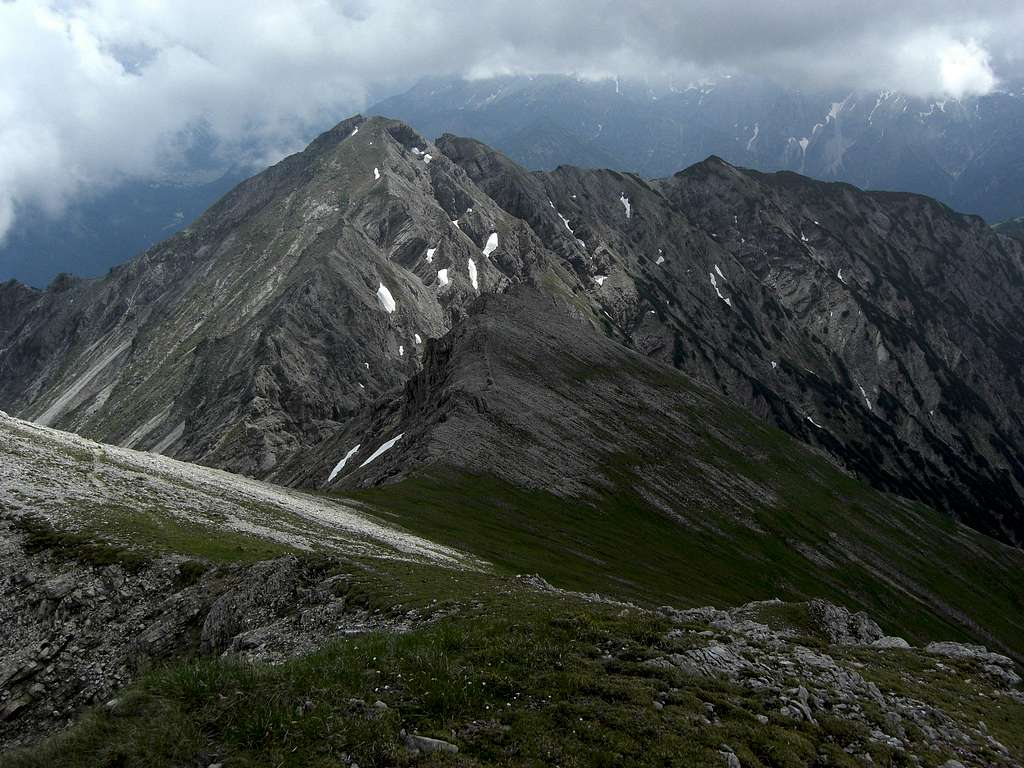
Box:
xmin=650 ymin=600 xmax=1023 ymax=766
xmin=440 ymin=137 xmax=1024 ymax=543
xmin=0 ymin=527 xmax=419 ymax=752
xmin=2 ymin=116 xmax=1024 ymax=546
xmin=0 ymin=116 xmax=584 ymax=477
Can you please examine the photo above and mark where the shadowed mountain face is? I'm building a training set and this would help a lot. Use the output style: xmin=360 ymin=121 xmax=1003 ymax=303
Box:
xmin=372 ymin=74 xmax=1024 ymax=223
xmin=1 ymin=116 xmax=1023 ymax=547
xmin=436 ymin=136 xmax=1024 ymax=545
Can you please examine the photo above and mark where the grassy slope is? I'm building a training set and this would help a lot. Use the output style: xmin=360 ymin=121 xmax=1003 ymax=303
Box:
xmin=4 ymin=381 xmax=1023 ymax=765
xmin=342 ymin=361 xmax=1024 ymax=659
xmin=5 ymin=569 xmax=1021 ymax=768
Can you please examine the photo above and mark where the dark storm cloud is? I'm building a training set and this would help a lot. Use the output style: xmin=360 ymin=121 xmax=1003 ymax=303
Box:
xmin=1 ymin=0 xmax=1021 ymax=239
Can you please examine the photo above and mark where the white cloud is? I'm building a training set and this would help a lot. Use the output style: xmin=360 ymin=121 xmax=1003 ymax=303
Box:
xmin=0 ymin=0 xmax=1021 ymax=242
xmin=939 ymin=39 xmax=998 ymax=97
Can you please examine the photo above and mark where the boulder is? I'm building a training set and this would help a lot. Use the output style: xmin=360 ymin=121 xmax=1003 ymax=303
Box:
xmin=404 ymin=731 xmax=459 ymax=755
xmin=925 ymin=642 xmax=1015 ymax=667
xmin=200 ymin=557 xmax=303 ymax=654
xmin=807 ymin=600 xmax=883 ymax=645
xmin=872 ymin=636 xmax=911 ymax=650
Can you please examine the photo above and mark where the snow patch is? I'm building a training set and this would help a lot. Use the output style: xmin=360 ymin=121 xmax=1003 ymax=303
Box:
xmin=656 ymin=254 xmax=665 ymax=265
xmin=399 ymin=345 xmax=404 ymax=357
xmin=837 ymin=268 xmax=846 ymax=284
xmin=482 ymin=232 xmax=499 ymax=257
xmin=746 ymin=122 xmax=760 ymax=151
xmin=426 ymin=247 xmax=436 ymax=263
xmin=373 ymin=167 xmax=380 ymax=181
xmin=709 ymin=272 xmax=732 ymax=307
xmin=828 ymin=97 xmax=849 ymax=121
xmin=414 ymin=333 xmax=422 ymax=344
xmin=376 ymin=282 xmax=396 ymax=313
xmin=350 ymin=126 xmax=359 ymax=137
xmin=593 ymin=275 xmax=608 ymax=286
xmin=714 ymin=264 xmax=726 ymax=280
xmin=859 ymin=385 xmax=873 ymax=411
xmin=558 ymin=213 xmax=573 ymax=233
xmin=423 ymin=153 xmax=433 ymax=164
xmin=619 ymin=194 xmax=632 ymax=219
xmin=468 ymin=258 xmax=479 ymax=290
xmin=437 ymin=269 xmax=449 ymax=287
xmin=328 ymin=445 xmax=361 ymax=483
xmin=771 ymin=361 xmax=778 ymax=370
xmin=807 ymin=415 xmax=824 ymax=429
xmin=359 ymin=433 xmax=404 ymax=468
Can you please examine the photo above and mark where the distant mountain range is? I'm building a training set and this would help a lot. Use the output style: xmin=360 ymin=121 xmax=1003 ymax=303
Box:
xmin=5 ymin=74 xmax=1024 ymax=289
xmin=0 ymin=171 xmax=245 ymax=289
xmin=372 ymin=74 xmax=1024 ymax=224
xmin=995 ymin=216 xmax=1024 ymax=241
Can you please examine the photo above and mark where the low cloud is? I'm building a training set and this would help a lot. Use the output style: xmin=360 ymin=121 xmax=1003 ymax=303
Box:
xmin=1 ymin=0 xmax=1021 ymax=241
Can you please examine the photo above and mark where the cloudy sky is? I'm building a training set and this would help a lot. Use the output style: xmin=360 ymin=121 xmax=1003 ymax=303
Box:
xmin=2 ymin=0 xmax=1023 ymax=242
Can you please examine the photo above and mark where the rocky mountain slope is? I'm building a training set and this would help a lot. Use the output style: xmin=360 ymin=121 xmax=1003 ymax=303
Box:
xmin=2 ymin=116 xmax=1023 ymax=549
xmin=275 ymin=285 xmax=1024 ymax=660
xmin=435 ymin=136 xmax=1024 ymax=545
xmin=1 ymin=419 xmax=1022 ymax=765
xmin=0 ymin=409 xmax=481 ymax=751
xmin=0 ymin=116 xmax=586 ymax=477
xmin=0 ymin=410 xmax=476 ymax=568
xmin=373 ymin=74 xmax=1024 ymax=223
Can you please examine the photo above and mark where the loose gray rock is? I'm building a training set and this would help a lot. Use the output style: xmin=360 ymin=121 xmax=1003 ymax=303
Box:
xmin=872 ymin=636 xmax=911 ymax=649
xmin=807 ymin=599 xmax=883 ymax=645
xmin=404 ymin=731 xmax=459 ymax=755
xmin=925 ymin=642 xmax=1015 ymax=667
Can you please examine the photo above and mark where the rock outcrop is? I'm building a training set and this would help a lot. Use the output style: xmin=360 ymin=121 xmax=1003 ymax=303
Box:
xmin=650 ymin=601 xmax=1023 ymax=766
xmin=0 ymin=523 xmax=415 ymax=751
